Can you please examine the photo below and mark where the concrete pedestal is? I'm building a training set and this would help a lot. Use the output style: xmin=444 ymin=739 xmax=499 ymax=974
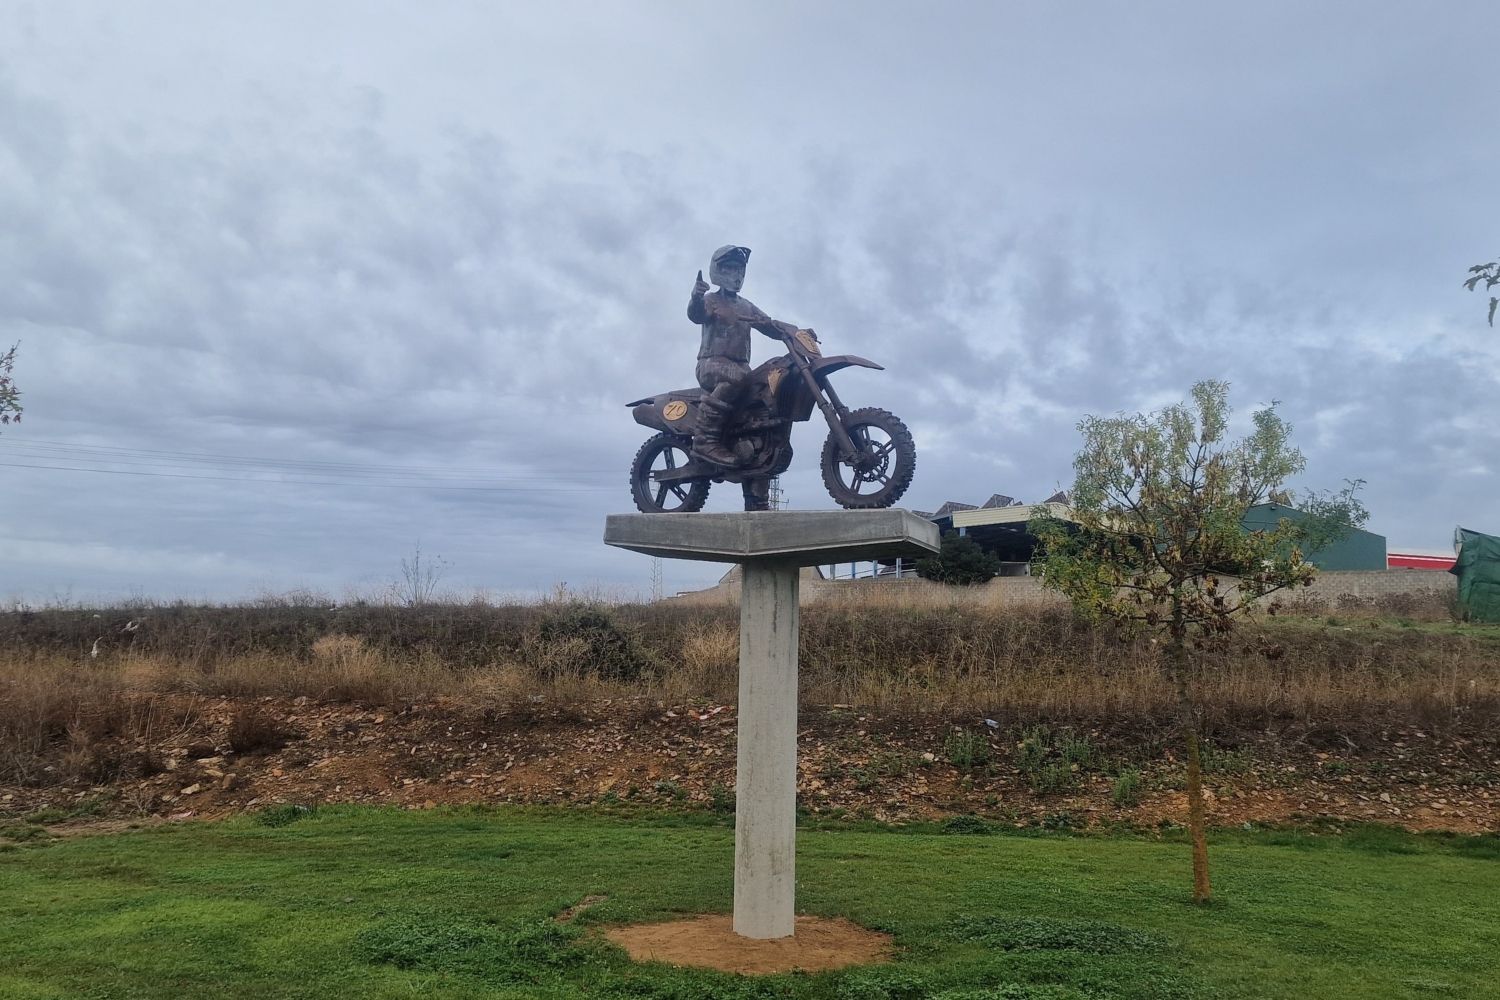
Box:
xmin=604 ymin=510 xmax=938 ymax=940
xmin=733 ymin=559 xmax=800 ymax=937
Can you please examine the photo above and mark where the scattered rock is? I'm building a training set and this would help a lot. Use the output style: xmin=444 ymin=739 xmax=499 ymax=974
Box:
xmin=6 ymin=696 xmax=1496 ymax=835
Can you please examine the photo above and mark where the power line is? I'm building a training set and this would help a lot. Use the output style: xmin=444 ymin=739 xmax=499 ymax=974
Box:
xmin=0 ymin=460 xmax=614 ymax=494
xmin=1 ymin=443 xmax=556 ymax=485
xmin=3 ymin=437 xmax=549 ymax=479
xmin=0 ymin=435 xmax=615 ymax=494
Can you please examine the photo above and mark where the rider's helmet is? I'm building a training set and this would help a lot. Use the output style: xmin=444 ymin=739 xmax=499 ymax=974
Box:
xmin=709 ymin=245 xmax=750 ymax=293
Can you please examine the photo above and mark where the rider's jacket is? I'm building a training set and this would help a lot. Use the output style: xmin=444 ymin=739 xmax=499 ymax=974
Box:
xmin=688 ymin=290 xmax=795 ymax=367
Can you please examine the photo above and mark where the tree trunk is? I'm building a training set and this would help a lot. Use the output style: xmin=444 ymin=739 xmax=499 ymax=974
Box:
xmin=1181 ymin=714 xmax=1212 ymax=903
xmin=1170 ymin=596 xmax=1212 ymax=904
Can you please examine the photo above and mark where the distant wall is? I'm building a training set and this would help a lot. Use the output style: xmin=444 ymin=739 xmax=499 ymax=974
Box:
xmin=1302 ymin=569 xmax=1456 ymax=601
xmin=672 ymin=573 xmax=1065 ymax=608
xmin=671 ymin=567 xmax=1457 ymax=616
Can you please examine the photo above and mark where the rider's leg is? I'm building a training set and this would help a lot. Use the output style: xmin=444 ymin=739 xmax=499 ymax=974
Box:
xmin=742 ymin=477 xmax=771 ymax=512
xmin=692 ymin=378 xmax=745 ymax=467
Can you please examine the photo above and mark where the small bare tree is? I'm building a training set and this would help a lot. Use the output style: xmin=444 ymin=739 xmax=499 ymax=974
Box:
xmin=393 ymin=542 xmax=448 ymax=607
xmin=1031 ymin=380 xmax=1365 ymax=903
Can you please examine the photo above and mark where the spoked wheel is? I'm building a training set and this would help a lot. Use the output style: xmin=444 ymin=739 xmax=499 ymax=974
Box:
xmin=820 ymin=407 xmax=916 ymax=509
xmin=631 ymin=433 xmax=711 ymax=513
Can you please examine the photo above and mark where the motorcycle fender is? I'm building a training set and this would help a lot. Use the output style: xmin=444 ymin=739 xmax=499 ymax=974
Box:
xmin=810 ymin=354 xmax=885 ymax=378
xmin=630 ymin=392 xmax=702 ymax=434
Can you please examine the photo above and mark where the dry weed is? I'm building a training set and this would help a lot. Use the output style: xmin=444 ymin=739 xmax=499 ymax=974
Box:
xmin=3 ymin=601 xmax=1498 ymax=786
xmin=225 ymin=707 xmax=293 ymax=755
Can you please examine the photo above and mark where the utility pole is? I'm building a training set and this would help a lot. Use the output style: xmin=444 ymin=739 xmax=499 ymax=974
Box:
xmin=650 ymin=557 xmax=663 ymax=602
xmin=768 ymin=476 xmax=786 ymax=511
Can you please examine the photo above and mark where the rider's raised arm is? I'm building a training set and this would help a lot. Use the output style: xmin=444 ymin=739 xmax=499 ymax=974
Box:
xmin=687 ymin=291 xmax=708 ymax=324
xmin=687 ymin=270 xmax=710 ymax=323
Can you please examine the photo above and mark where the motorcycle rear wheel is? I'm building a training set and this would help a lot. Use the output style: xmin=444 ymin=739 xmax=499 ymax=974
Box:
xmin=820 ymin=407 xmax=916 ymax=509
xmin=631 ymin=433 xmax=711 ymax=513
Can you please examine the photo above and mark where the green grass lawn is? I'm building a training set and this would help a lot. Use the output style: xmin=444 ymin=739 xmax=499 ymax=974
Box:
xmin=0 ymin=808 xmax=1495 ymax=1000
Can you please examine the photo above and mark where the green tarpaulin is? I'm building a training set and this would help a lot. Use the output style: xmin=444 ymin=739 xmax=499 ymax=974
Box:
xmin=1450 ymin=527 xmax=1500 ymax=624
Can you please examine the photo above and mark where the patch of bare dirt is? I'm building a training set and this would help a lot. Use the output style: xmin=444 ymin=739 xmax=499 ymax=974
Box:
xmin=603 ymin=914 xmax=892 ymax=975
xmin=3 ymin=695 xmax=1497 ymax=836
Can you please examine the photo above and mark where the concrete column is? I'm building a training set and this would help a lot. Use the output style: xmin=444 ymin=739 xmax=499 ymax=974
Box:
xmin=603 ymin=510 xmax=938 ymax=942
xmin=733 ymin=559 xmax=799 ymax=939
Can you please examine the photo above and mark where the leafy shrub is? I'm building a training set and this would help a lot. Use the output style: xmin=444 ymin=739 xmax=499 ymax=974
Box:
xmin=19 ymin=809 xmax=60 ymax=827
xmin=944 ymin=729 xmax=991 ymax=773
xmin=1014 ymin=725 xmax=1049 ymax=776
xmin=1015 ymin=727 xmax=1070 ymax=793
xmin=915 ymin=531 xmax=1001 ymax=585
xmin=502 ymin=919 xmax=585 ymax=968
xmin=1014 ymin=725 xmax=1099 ymax=794
xmin=1029 ymin=763 xmax=1076 ymax=795
xmin=942 ymin=814 xmax=996 ymax=835
xmin=1198 ymin=742 xmax=1250 ymax=775
xmin=708 ymin=783 xmax=735 ymax=813
xmin=1059 ymin=731 xmax=1095 ymax=768
xmin=1036 ymin=810 xmax=1081 ymax=830
xmin=653 ymin=779 xmax=686 ymax=802
xmin=1111 ymin=769 xmax=1143 ymax=807
xmin=253 ymin=804 xmax=314 ymax=827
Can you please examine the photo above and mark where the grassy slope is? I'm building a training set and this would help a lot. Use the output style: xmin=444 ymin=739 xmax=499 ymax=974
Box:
xmin=0 ymin=809 xmax=1496 ymax=1000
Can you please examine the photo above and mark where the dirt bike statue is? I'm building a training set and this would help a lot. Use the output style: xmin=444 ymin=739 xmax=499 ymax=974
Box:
xmin=625 ymin=326 xmax=916 ymax=513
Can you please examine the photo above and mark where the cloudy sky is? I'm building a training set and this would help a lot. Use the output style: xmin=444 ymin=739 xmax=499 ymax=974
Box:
xmin=1 ymin=1 xmax=1494 ymax=604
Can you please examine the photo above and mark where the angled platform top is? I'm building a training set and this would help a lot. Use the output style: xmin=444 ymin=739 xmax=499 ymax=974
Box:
xmin=603 ymin=510 xmax=940 ymax=566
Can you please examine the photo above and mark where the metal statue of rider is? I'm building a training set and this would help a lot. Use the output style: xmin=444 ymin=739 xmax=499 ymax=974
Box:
xmin=687 ymin=245 xmax=804 ymax=499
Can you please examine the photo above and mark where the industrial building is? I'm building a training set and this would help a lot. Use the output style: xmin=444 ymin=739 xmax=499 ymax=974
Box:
xmin=910 ymin=493 xmax=1390 ymax=573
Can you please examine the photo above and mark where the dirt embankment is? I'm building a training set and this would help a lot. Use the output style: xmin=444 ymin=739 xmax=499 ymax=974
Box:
xmin=3 ymin=694 xmax=1496 ymax=837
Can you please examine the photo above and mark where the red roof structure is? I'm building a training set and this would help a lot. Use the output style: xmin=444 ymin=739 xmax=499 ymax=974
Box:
xmin=1387 ymin=550 xmax=1456 ymax=571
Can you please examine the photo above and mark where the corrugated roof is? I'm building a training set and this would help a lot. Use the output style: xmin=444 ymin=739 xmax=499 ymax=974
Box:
xmin=950 ymin=501 xmax=1074 ymax=529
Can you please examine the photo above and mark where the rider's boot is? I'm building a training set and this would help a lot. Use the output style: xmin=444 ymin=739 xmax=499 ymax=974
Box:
xmin=692 ymin=395 xmax=740 ymax=467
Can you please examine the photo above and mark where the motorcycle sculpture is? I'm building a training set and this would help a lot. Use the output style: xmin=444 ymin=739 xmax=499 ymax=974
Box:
xmin=625 ymin=327 xmax=916 ymax=513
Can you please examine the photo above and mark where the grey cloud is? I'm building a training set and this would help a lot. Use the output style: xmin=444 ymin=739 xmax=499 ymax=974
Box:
xmin=0 ymin=4 xmax=1494 ymax=600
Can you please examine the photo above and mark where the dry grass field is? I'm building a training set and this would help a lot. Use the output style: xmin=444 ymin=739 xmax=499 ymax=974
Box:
xmin=4 ymin=590 xmax=1497 ymax=813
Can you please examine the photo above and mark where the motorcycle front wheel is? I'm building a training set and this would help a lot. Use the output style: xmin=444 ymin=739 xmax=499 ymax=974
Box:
xmin=631 ymin=433 xmax=711 ymax=513
xmin=820 ymin=406 xmax=916 ymax=509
